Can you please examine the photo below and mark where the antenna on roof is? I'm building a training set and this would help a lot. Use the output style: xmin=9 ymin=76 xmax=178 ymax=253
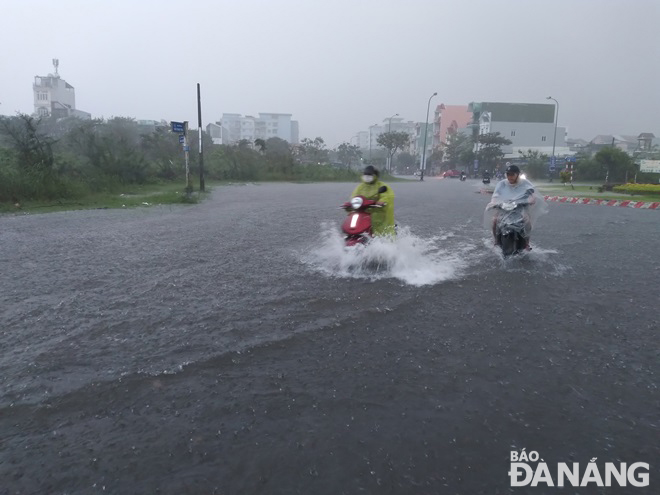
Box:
xmin=52 ymin=58 xmax=59 ymax=76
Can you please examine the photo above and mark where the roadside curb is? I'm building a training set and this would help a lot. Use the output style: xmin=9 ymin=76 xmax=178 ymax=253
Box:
xmin=543 ymin=196 xmax=660 ymax=209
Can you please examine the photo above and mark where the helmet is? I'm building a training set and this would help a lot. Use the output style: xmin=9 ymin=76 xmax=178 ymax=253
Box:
xmin=363 ymin=165 xmax=379 ymax=177
xmin=505 ymin=164 xmax=520 ymax=175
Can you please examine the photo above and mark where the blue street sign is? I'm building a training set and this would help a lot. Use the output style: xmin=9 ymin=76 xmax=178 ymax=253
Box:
xmin=473 ymin=159 xmax=479 ymax=170
xmin=179 ymin=135 xmax=185 ymax=143
xmin=183 ymin=145 xmax=189 ymax=152
xmin=171 ymin=121 xmax=185 ymax=133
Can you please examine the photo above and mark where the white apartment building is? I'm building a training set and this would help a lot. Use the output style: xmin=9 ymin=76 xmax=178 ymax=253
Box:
xmin=213 ymin=112 xmax=299 ymax=145
xmin=33 ymin=59 xmax=90 ymax=119
xmin=468 ymin=102 xmax=569 ymax=158
xmin=365 ymin=118 xmax=417 ymax=151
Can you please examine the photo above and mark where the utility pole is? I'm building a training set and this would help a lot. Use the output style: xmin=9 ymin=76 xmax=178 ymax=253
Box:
xmin=197 ymin=83 xmax=205 ymax=192
xmin=546 ymin=96 xmax=559 ymax=182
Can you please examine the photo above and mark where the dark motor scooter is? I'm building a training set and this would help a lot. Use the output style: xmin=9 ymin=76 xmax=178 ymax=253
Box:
xmin=489 ymin=200 xmax=530 ymax=257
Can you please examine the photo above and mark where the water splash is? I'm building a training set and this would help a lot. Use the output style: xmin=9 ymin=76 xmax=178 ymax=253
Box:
xmin=301 ymin=223 xmax=470 ymax=286
xmin=480 ymin=238 xmax=570 ymax=275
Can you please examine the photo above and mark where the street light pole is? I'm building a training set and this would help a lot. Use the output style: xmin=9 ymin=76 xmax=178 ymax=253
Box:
xmin=420 ymin=92 xmax=437 ymax=182
xmin=368 ymin=126 xmax=372 ymax=163
xmin=547 ymin=96 xmax=559 ymax=182
xmin=386 ymin=113 xmax=398 ymax=173
xmin=349 ymin=135 xmax=359 ymax=169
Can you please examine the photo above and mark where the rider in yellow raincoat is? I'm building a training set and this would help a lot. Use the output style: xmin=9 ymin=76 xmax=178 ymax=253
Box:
xmin=350 ymin=165 xmax=396 ymax=237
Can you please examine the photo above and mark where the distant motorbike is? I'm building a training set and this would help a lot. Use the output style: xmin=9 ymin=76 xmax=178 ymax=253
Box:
xmin=488 ymin=200 xmax=530 ymax=257
xmin=460 ymin=172 xmax=467 ymax=181
xmin=340 ymin=186 xmax=387 ymax=247
xmin=482 ymin=173 xmax=491 ymax=185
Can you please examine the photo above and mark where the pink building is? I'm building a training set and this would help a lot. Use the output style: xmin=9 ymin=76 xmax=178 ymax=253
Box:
xmin=433 ymin=104 xmax=472 ymax=148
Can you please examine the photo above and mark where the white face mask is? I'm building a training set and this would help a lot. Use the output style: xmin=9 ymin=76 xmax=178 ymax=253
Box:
xmin=362 ymin=175 xmax=374 ymax=183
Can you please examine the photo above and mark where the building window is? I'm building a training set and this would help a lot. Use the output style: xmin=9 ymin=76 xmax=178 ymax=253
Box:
xmin=511 ymin=130 xmax=516 ymax=137
xmin=542 ymin=136 xmax=547 ymax=142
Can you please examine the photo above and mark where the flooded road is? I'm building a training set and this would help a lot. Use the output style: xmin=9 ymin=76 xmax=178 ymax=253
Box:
xmin=1 ymin=179 xmax=658 ymax=494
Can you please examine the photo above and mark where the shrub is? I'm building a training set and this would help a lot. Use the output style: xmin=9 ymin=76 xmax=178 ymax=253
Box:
xmin=612 ymin=183 xmax=660 ymax=196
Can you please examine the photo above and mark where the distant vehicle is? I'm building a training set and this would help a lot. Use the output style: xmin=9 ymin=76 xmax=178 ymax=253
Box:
xmin=442 ymin=169 xmax=462 ymax=178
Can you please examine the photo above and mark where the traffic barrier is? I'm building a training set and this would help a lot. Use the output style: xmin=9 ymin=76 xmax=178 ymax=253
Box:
xmin=544 ymin=196 xmax=659 ymax=210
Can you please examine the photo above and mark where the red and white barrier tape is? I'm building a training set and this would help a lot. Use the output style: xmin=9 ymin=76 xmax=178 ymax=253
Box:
xmin=543 ymin=196 xmax=660 ymax=209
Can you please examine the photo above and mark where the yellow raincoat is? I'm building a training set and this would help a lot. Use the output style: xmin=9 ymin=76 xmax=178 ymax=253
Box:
xmin=350 ymin=180 xmax=395 ymax=237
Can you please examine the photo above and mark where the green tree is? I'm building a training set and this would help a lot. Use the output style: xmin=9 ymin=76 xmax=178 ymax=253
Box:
xmin=264 ymin=137 xmax=294 ymax=176
xmin=377 ymin=131 xmax=410 ymax=172
xmin=395 ymin=151 xmax=416 ymax=173
xmin=140 ymin=126 xmax=182 ymax=180
xmin=297 ymin=137 xmax=328 ymax=164
xmin=427 ymin=148 xmax=444 ymax=168
xmin=442 ymin=132 xmax=473 ymax=170
xmin=254 ymin=138 xmax=266 ymax=153
xmin=336 ymin=142 xmax=362 ymax=169
xmin=476 ymin=132 xmax=511 ymax=173
xmin=517 ymin=149 xmax=549 ymax=181
xmin=0 ymin=114 xmax=56 ymax=171
xmin=594 ymin=147 xmax=636 ymax=183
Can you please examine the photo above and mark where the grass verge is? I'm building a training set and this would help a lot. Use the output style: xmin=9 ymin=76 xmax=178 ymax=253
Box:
xmin=0 ymin=181 xmax=207 ymax=215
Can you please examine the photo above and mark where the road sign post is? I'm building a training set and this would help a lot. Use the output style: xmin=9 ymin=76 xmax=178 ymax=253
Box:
xmin=183 ymin=121 xmax=191 ymax=195
xmin=172 ymin=121 xmax=191 ymax=195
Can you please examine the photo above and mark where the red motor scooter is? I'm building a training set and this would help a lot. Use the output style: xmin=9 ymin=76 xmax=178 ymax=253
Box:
xmin=340 ymin=186 xmax=387 ymax=247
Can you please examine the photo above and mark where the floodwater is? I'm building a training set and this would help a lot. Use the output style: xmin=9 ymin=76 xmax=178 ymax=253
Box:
xmin=1 ymin=179 xmax=658 ymax=494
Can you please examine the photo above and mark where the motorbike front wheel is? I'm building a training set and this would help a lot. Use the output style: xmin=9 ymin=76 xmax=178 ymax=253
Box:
xmin=499 ymin=232 xmax=526 ymax=257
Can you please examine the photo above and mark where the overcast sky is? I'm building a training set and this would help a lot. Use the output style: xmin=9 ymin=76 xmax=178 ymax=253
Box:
xmin=2 ymin=0 xmax=658 ymax=147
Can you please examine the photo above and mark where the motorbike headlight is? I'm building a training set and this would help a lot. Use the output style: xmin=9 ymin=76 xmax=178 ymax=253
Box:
xmin=350 ymin=197 xmax=363 ymax=209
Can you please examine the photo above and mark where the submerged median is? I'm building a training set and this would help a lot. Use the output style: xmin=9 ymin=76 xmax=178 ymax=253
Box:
xmin=535 ymin=182 xmax=660 ymax=204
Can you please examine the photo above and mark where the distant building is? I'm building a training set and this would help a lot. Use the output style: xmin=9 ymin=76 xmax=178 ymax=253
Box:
xmin=33 ymin=59 xmax=90 ymax=119
xmin=414 ymin=122 xmax=434 ymax=166
xmin=206 ymin=122 xmax=223 ymax=145
xmin=569 ymin=133 xmax=657 ymax=157
xmin=588 ymin=135 xmax=639 ymax=154
xmin=212 ymin=112 xmax=299 ymax=145
xmin=355 ymin=131 xmax=369 ymax=149
xmin=567 ymin=138 xmax=589 ymax=154
xmin=468 ymin=101 xmax=569 ymax=159
xmin=432 ymin=104 xmax=472 ymax=149
xmin=636 ymin=133 xmax=656 ymax=152
xmin=291 ymin=120 xmax=299 ymax=144
xmin=367 ymin=124 xmax=384 ymax=151
xmin=136 ymin=119 xmax=167 ymax=134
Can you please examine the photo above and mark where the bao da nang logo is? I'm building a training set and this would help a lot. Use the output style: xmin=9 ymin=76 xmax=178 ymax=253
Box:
xmin=509 ymin=449 xmax=649 ymax=488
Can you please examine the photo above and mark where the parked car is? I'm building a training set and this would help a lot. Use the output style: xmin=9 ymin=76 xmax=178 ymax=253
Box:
xmin=442 ymin=169 xmax=462 ymax=178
